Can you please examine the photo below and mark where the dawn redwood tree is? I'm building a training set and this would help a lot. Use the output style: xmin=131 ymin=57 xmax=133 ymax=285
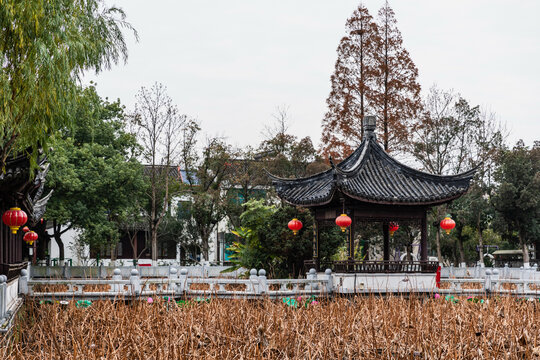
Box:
xmin=320 ymin=4 xmax=379 ymax=161
xmin=131 ymin=83 xmax=193 ymax=263
xmin=0 ymin=0 xmax=136 ymax=169
xmin=320 ymin=2 xmax=421 ymax=159
xmin=373 ymin=1 xmax=422 ymax=152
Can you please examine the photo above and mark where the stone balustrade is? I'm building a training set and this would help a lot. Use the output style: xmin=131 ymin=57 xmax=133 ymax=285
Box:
xmin=19 ymin=268 xmax=334 ymax=300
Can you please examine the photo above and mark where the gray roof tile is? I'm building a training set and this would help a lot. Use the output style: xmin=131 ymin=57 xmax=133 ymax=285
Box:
xmin=268 ymin=138 xmax=475 ymax=206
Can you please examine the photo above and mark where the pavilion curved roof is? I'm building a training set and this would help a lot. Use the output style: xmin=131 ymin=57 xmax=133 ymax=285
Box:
xmin=267 ymin=137 xmax=476 ymax=207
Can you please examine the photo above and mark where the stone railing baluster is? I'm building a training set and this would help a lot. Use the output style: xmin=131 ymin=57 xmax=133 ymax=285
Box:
xmin=0 ymin=275 xmax=7 ymax=320
xmin=130 ymin=269 xmax=141 ymax=296
xmin=258 ymin=269 xmax=267 ymax=294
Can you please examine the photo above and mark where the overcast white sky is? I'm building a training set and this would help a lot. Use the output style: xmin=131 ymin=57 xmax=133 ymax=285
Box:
xmin=85 ymin=1 xmax=540 ymax=149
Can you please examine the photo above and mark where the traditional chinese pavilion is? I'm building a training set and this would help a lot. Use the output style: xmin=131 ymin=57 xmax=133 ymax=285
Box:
xmin=268 ymin=116 xmax=475 ymax=273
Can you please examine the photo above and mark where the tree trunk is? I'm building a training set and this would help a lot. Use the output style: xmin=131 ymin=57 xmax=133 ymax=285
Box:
xmin=519 ymin=230 xmax=530 ymax=266
xmin=456 ymin=234 xmax=466 ymax=267
xmin=52 ymin=220 xmax=65 ymax=261
xmin=110 ymin=241 xmax=117 ymax=262
xmin=151 ymin=224 xmax=158 ymax=263
xmin=477 ymin=223 xmax=484 ymax=266
xmin=383 ymin=12 xmax=389 ymax=152
xmin=201 ymin=231 xmax=209 ymax=262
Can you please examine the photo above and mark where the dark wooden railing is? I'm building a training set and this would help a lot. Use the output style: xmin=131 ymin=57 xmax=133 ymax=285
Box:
xmin=304 ymin=260 xmax=438 ymax=274
xmin=0 ymin=261 xmax=28 ymax=282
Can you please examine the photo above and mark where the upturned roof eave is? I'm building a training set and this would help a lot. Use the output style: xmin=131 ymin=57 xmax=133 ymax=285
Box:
xmin=335 ymin=138 xmax=477 ymax=183
xmin=279 ymin=188 xmax=469 ymax=208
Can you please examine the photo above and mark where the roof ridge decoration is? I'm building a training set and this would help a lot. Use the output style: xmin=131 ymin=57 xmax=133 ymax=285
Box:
xmin=268 ymin=116 xmax=476 ymax=207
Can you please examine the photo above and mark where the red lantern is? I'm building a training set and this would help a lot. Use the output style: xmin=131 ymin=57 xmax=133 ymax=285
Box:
xmin=2 ymin=207 xmax=28 ymax=234
xmin=440 ymin=215 xmax=456 ymax=235
xmin=335 ymin=214 xmax=352 ymax=232
xmin=288 ymin=218 xmax=303 ymax=236
xmin=23 ymin=231 xmax=38 ymax=246
xmin=389 ymin=222 xmax=399 ymax=237
xmin=22 ymin=226 xmax=30 ymax=233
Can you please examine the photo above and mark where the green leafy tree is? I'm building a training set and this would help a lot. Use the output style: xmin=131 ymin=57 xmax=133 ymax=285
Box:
xmin=182 ymin=137 xmax=234 ymax=261
xmin=449 ymin=184 xmax=495 ymax=265
xmin=412 ymin=87 xmax=505 ymax=264
xmin=43 ymin=85 xmax=146 ymax=261
xmin=492 ymin=141 xmax=540 ymax=265
xmin=0 ymin=0 xmax=136 ymax=169
xmin=228 ymin=200 xmax=341 ymax=278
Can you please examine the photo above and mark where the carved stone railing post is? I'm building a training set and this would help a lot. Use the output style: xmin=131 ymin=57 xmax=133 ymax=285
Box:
xmin=491 ymin=269 xmax=499 ymax=293
xmin=179 ymin=268 xmax=188 ymax=293
xmin=474 ymin=263 xmax=481 ymax=278
xmin=325 ymin=269 xmax=333 ymax=293
xmin=0 ymin=275 xmax=7 ymax=320
xmin=484 ymin=269 xmax=492 ymax=293
xmin=111 ymin=268 xmax=122 ymax=293
xmin=258 ymin=269 xmax=267 ymax=294
xmin=249 ymin=269 xmax=258 ymax=293
xmin=306 ymin=268 xmax=317 ymax=291
xmin=129 ymin=269 xmax=141 ymax=296
xmin=19 ymin=269 xmax=29 ymax=295
xmin=63 ymin=263 xmax=71 ymax=279
xmin=169 ymin=267 xmax=178 ymax=293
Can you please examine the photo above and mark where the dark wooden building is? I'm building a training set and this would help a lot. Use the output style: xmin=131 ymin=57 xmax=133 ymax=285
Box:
xmin=268 ymin=116 xmax=475 ymax=273
xmin=0 ymin=153 xmax=51 ymax=281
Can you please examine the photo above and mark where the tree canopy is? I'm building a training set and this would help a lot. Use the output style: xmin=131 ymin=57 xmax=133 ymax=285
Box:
xmin=0 ymin=0 xmax=135 ymax=169
xmin=492 ymin=141 xmax=540 ymax=264
xmin=44 ymin=85 xmax=145 ymax=261
xmin=321 ymin=2 xmax=421 ymax=160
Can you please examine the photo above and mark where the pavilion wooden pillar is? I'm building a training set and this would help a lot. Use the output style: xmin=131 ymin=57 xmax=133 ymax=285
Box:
xmin=421 ymin=212 xmax=428 ymax=261
xmin=312 ymin=220 xmax=319 ymax=270
xmin=383 ymin=221 xmax=390 ymax=261
xmin=347 ymin=211 xmax=354 ymax=260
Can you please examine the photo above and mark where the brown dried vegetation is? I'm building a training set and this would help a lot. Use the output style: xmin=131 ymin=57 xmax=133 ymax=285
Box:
xmin=1 ymin=296 xmax=539 ymax=359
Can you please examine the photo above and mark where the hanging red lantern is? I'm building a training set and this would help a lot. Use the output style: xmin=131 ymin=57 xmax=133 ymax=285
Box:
xmin=288 ymin=218 xmax=303 ymax=236
xmin=440 ymin=215 xmax=456 ymax=235
xmin=335 ymin=214 xmax=352 ymax=232
xmin=23 ymin=231 xmax=38 ymax=246
xmin=2 ymin=207 xmax=28 ymax=234
xmin=389 ymin=222 xmax=399 ymax=237
xmin=22 ymin=226 xmax=30 ymax=233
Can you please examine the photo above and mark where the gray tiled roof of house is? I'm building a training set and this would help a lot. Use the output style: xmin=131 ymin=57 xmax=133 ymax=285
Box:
xmin=268 ymin=134 xmax=475 ymax=207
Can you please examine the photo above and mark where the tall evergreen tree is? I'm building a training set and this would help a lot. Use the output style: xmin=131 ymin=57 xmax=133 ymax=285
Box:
xmin=320 ymin=4 xmax=379 ymax=161
xmin=373 ymin=1 xmax=422 ymax=152
xmin=320 ymin=2 xmax=421 ymax=159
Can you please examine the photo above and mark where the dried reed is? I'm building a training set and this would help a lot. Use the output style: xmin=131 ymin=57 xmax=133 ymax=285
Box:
xmin=1 ymin=296 xmax=539 ymax=359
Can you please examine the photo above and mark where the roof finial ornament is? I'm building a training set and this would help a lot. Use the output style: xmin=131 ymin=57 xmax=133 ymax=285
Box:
xmin=363 ymin=115 xmax=376 ymax=141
